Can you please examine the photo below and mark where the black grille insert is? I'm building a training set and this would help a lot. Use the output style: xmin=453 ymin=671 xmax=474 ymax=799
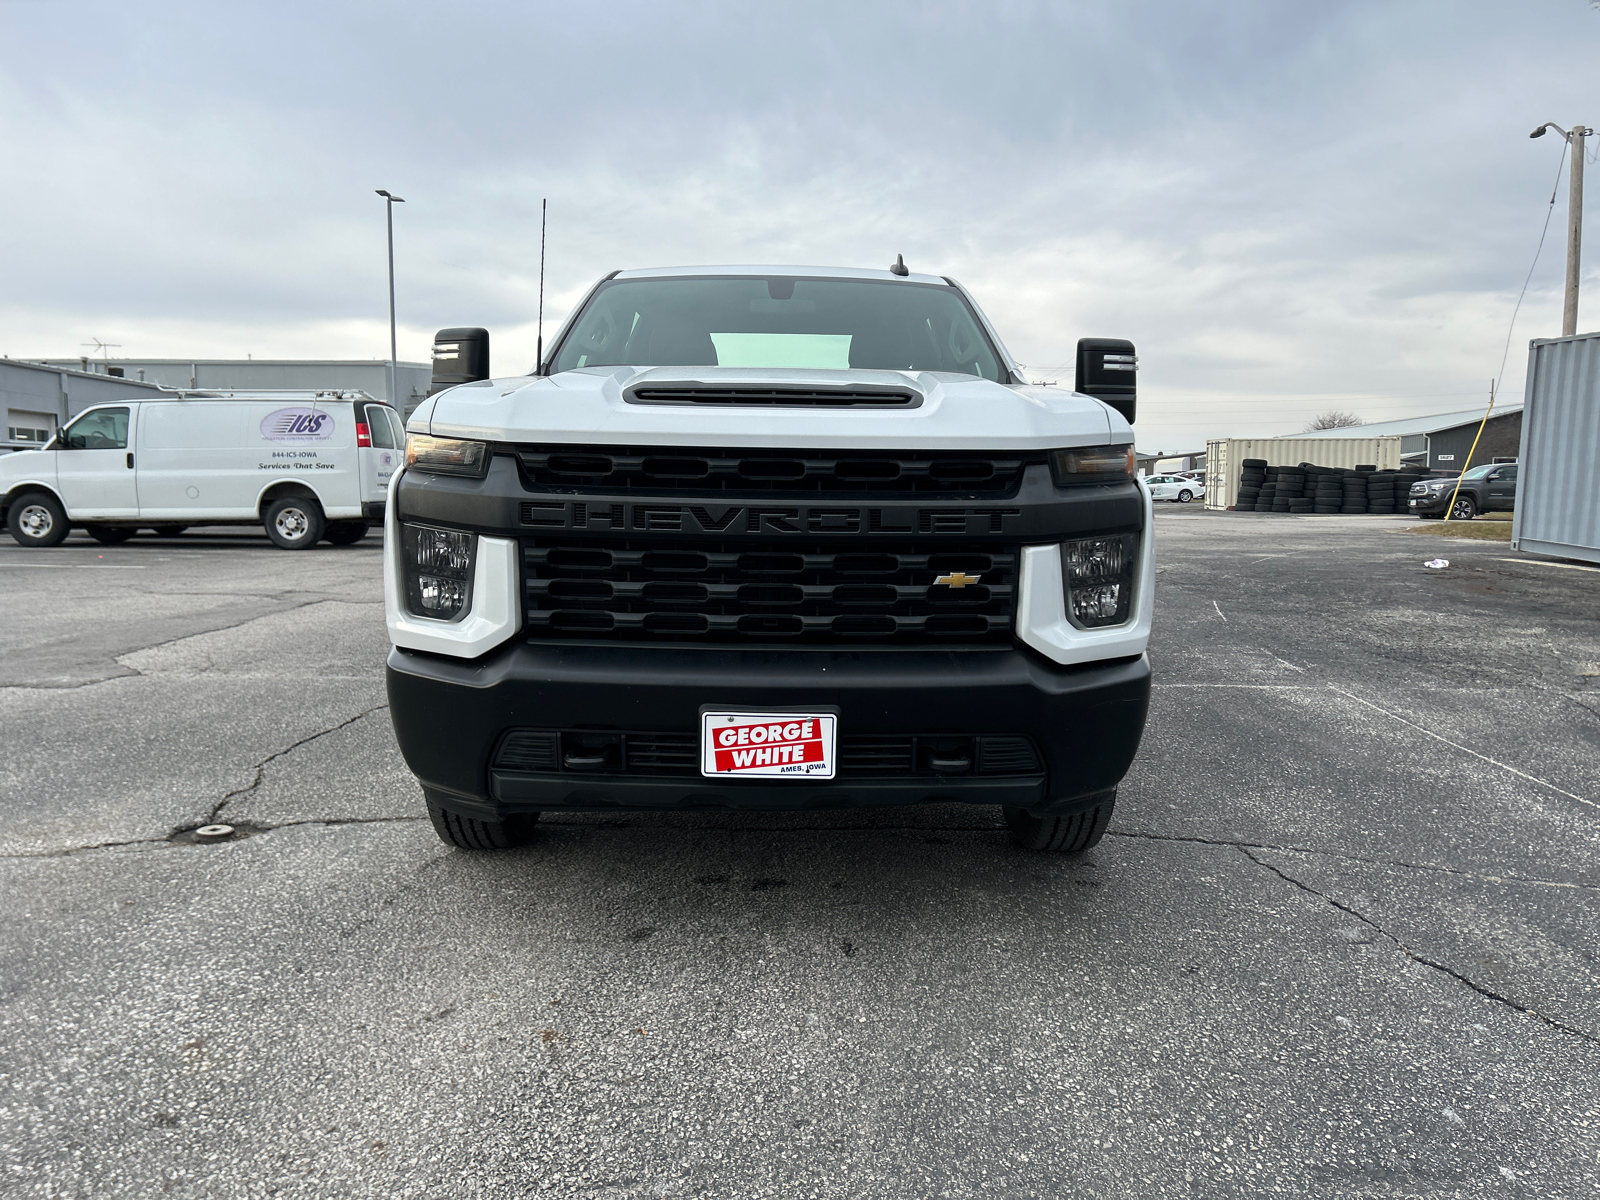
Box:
xmin=514 ymin=446 xmax=1039 ymax=494
xmin=524 ymin=538 xmax=1016 ymax=644
xmin=492 ymin=730 xmax=1042 ymax=777
xmin=628 ymin=386 xmax=918 ymax=407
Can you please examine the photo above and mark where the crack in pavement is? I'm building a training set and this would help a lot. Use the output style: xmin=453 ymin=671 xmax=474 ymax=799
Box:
xmin=1108 ymin=829 xmax=1600 ymax=893
xmin=0 ymin=598 xmax=334 ymax=692
xmin=1239 ymin=846 xmax=1600 ymax=1047
xmin=0 ymin=815 xmax=427 ymax=860
xmin=208 ymin=703 xmax=392 ymax=823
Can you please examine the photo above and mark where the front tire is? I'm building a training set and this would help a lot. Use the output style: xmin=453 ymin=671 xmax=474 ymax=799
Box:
xmin=1004 ymin=791 xmax=1115 ymax=853
xmin=1448 ymin=495 xmax=1476 ymax=521
xmin=1176 ymin=489 xmax=1193 ymax=503
xmin=6 ymin=492 xmax=69 ymax=547
xmin=425 ymin=793 xmax=538 ymax=850
xmin=86 ymin=524 xmax=135 ymax=545
xmin=264 ymin=496 xmax=325 ymax=550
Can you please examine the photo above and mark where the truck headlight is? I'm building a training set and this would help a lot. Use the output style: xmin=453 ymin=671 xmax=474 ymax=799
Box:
xmin=402 ymin=524 xmax=477 ymax=621
xmin=406 ymin=434 xmax=490 ymax=478
xmin=1049 ymin=446 xmax=1135 ymax=486
xmin=1061 ymin=534 xmax=1137 ymax=628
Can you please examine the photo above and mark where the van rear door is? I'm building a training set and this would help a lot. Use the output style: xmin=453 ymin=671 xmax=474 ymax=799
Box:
xmin=357 ymin=403 xmax=401 ymax=506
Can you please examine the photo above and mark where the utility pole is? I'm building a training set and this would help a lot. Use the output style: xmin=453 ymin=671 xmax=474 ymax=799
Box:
xmin=375 ymin=190 xmax=406 ymax=400
xmin=1566 ymin=126 xmax=1586 ymax=337
xmin=1531 ymin=123 xmax=1592 ymax=336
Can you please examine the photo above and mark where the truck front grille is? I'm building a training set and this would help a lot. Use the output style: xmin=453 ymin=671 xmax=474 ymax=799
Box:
xmin=522 ymin=538 xmax=1017 ymax=645
xmin=493 ymin=730 xmax=1042 ymax=777
xmin=514 ymin=445 xmax=1038 ymax=494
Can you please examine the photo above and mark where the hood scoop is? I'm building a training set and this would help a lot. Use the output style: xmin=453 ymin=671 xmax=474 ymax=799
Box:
xmin=625 ymin=383 xmax=920 ymax=409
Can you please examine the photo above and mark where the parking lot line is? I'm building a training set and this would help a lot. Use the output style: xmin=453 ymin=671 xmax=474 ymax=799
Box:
xmin=1329 ymin=685 xmax=1597 ymax=810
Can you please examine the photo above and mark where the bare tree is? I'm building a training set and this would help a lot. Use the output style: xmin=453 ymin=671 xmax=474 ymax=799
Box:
xmin=1305 ymin=410 xmax=1365 ymax=431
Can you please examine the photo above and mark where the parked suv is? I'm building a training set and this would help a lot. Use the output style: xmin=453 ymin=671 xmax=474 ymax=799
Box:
xmin=1409 ymin=462 xmax=1517 ymax=520
xmin=384 ymin=264 xmax=1153 ymax=854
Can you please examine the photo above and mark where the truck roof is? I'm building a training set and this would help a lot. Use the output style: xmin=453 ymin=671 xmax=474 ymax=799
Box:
xmin=613 ymin=264 xmax=952 ymax=287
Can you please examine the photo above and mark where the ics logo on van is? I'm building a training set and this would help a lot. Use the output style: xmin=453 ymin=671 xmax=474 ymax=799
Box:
xmin=260 ymin=408 xmax=335 ymax=441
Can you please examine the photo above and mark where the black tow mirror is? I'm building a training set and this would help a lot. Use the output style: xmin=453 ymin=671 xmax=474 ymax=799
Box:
xmin=1075 ymin=338 xmax=1137 ymax=425
xmin=428 ymin=327 xmax=490 ymax=395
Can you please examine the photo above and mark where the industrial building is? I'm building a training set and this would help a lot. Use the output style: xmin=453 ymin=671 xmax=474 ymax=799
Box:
xmin=31 ymin=358 xmax=432 ymax=418
xmin=1292 ymin=404 xmax=1523 ymax=472
xmin=2 ymin=358 xmax=166 ymax=453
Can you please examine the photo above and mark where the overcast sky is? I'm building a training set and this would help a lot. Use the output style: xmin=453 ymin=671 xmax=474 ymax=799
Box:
xmin=3 ymin=0 xmax=1597 ymax=451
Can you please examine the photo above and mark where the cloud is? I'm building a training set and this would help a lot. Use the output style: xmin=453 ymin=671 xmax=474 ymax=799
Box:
xmin=0 ymin=0 xmax=1595 ymax=450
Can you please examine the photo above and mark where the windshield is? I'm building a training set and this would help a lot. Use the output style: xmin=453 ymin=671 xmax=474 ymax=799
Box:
xmin=1459 ymin=465 xmax=1493 ymax=480
xmin=551 ymin=276 xmax=1006 ymax=380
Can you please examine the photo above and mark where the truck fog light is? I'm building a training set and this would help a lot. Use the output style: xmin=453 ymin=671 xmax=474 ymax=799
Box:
xmin=1061 ymin=534 xmax=1137 ymax=629
xmin=403 ymin=524 xmax=477 ymax=621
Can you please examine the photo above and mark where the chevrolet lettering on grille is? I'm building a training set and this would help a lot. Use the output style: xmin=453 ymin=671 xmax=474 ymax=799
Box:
xmin=520 ymin=502 xmax=1023 ymax=536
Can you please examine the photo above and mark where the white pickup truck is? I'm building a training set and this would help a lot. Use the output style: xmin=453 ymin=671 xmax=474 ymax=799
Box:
xmin=383 ymin=264 xmax=1153 ymax=853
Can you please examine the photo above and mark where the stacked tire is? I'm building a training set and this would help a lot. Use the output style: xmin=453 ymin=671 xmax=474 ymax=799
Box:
xmin=1235 ymin=459 xmax=1266 ymax=511
xmin=1311 ymin=469 xmax=1343 ymax=513
xmin=1233 ymin=460 xmax=1421 ymax=516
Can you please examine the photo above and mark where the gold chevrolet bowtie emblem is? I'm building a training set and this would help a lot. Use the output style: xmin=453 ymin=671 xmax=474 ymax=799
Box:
xmin=934 ymin=572 xmax=983 ymax=588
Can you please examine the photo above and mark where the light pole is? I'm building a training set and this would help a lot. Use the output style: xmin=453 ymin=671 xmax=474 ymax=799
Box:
xmin=1530 ymin=122 xmax=1592 ymax=337
xmin=375 ymin=189 xmax=406 ymax=401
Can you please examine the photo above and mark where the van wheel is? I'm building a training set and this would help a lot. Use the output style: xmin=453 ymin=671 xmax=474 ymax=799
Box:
xmin=425 ymin=793 xmax=538 ymax=850
xmin=323 ymin=520 xmax=370 ymax=546
xmin=264 ymin=496 xmax=324 ymax=549
xmin=151 ymin=524 xmax=188 ymax=537
xmin=1004 ymin=792 xmax=1115 ymax=853
xmin=6 ymin=492 xmax=69 ymax=548
xmin=86 ymin=524 xmax=136 ymax=545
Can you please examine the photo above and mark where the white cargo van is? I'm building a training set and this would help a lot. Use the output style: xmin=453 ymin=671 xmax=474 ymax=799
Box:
xmin=0 ymin=391 xmax=402 ymax=549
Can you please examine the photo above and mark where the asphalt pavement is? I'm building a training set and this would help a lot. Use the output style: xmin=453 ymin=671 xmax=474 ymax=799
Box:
xmin=2 ymin=512 xmax=1597 ymax=1198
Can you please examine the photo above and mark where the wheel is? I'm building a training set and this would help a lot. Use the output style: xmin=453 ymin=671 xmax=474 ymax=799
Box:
xmin=1004 ymin=792 xmax=1115 ymax=853
xmin=425 ymin=793 xmax=538 ymax=850
xmin=150 ymin=525 xmax=188 ymax=537
xmin=1176 ymin=489 xmax=1193 ymax=503
xmin=263 ymin=496 xmax=325 ymax=549
xmin=86 ymin=524 xmax=136 ymax=545
xmin=323 ymin=520 xmax=370 ymax=546
xmin=1448 ymin=495 xmax=1476 ymax=521
xmin=6 ymin=491 xmax=69 ymax=548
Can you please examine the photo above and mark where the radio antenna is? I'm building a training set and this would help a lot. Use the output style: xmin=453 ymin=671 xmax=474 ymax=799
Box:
xmin=536 ymin=198 xmax=547 ymax=373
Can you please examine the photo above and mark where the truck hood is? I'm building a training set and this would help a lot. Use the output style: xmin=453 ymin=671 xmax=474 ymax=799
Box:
xmin=414 ymin=366 xmax=1123 ymax=450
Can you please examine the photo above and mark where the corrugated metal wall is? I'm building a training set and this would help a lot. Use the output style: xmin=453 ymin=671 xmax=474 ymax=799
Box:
xmin=1204 ymin=437 xmax=1402 ymax=509
xmin=1512 ymin=331 xmax=1600 ymax=564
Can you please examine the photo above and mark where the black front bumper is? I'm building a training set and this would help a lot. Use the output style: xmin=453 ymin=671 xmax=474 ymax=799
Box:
xmin=386 ymin=642 xmax=1150 ymax=820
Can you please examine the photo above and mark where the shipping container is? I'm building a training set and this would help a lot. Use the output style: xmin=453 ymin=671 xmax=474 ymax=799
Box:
xmin=1512 ymin=331 xmax=1600 ymax=565
xmin=1203 ymin=437 xmax=1402 ymax=510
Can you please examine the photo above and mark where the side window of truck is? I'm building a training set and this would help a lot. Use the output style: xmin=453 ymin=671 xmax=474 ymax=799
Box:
xmin=62 ymin=407 xmax=129 ymax=450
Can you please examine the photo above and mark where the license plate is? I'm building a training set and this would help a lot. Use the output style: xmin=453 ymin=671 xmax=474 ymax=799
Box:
xmin=700 ymin=710 xmax=837 ymax=779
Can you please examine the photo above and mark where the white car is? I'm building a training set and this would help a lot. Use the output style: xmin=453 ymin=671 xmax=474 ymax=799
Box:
xmin=1144 ymin=474 xmax=1204 ymax=503
xmin=1 ymin=391 xmax=402 ymax=549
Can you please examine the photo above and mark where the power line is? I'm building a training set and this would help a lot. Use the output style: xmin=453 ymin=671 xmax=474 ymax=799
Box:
xmin=1492 ymin=139 xmax=1569 ymax=392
